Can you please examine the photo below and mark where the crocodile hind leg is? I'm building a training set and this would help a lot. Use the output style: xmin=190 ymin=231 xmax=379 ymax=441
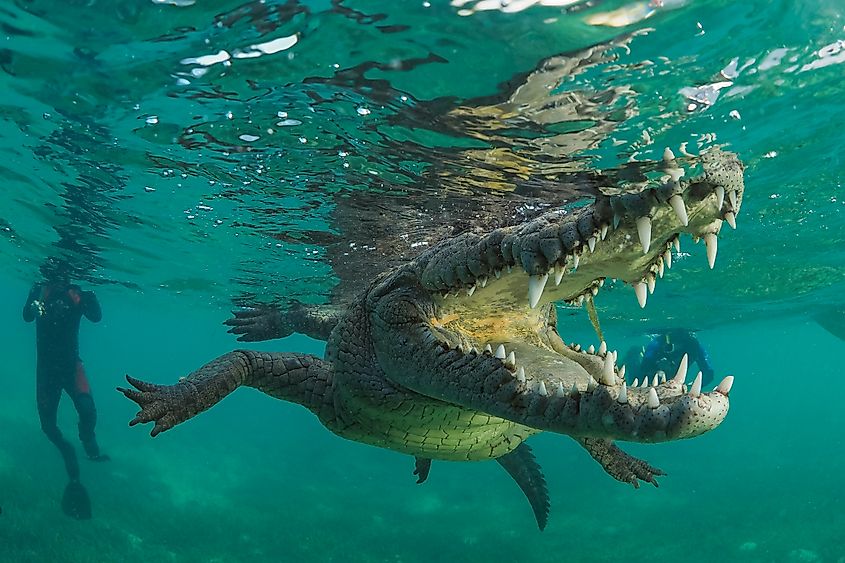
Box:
xmin=119 ymin=350 xmax=334 ymax=436
xmin=578 ymin=437 xmax=665 ymax=488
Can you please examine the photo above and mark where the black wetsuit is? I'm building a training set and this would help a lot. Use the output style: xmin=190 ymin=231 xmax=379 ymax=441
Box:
xmin=23 ymin=282 xmax=103 ymax=481
xmin=638 ymin=331 xmax=715 ymax=386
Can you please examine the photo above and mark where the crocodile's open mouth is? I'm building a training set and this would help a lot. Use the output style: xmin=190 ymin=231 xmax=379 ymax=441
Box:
xmin=417 ymin=148 xmax=743 ymax=442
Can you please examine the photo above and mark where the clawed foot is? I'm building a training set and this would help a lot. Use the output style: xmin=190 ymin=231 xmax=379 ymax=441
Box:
xmin=117 ymin=375 xmax=192 ymax=437
xmin=581 ymin=438 xmax=666 ymax=488
xmin=223 ymin=306 xmax=287 ymax=342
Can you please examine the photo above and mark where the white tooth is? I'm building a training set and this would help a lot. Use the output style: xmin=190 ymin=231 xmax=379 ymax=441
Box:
xmin=617 ymin=382 xmax=628 ymax=404
xmin=600 ymin=224 xmax=609 ymax=240
xmin=715 ymin=185 xmax=725 ymax=210
xmin=641 ymin=378 xmax=649 ymax=388
xmin=554 ymin=264 xmax=564 ymax=285
xmin=659 ymin=371 xmax=667 ymax=384
xmin=673 ymin=354 xmax=689 ymax=383
xmin=663 ymin=147 xmax=675 ymax=162
xmin=494 ymin=269 xmax=501 ymax=279
xmin=663 ymin=249 xmax=672 ymax=269
xmin=694 ymin=236 xmax=700 ymax=244
xmin=613 ymin=213 xmax=621 ymax=229
xmin=495 ymin=344 xmax=506 ymax=359
xmin=516 ymin=366 xmax=526 ymax=384
xmin=728 ymin=189 xmax=738 ymax=209
xmin=716 ymin=375 xmax=734 ymax=395
xmin=506 ymin=351 xmax=516 ymax=367
xmin=647 ymin=275 xmax=656 ymax=295
xmin=599 ymin=278 xmax=605 ymax=287
xmin=577 ymin=295 xmax=585 ymax=306
xmin=484 ymin=344 xmax=493 ymax=354
xmin=634 ymin=282 xmax=648 ymax=308
xmin=479 ymin=276 xmax=488 ymax=288
xmin=598 ymin=341 xmax=607 ymax=355
xmin=587 ymin=376 xmax=597 ymax=392
xmin=618 ymin=365 xmax=626 ymax=380
xmin=569 ymin=383 xmax=579 ymax=397
xmin=657 ymin=259 xmax=665 ymax=278
xmin=632 ymin=378 xmax=639 ymax=387
xmin=528 ymin=273 xmax=549 ymax=309
xmin=572 ymin=254 xmax=580 ymax=270
xmin=467 ymin=285 xmax=476 ymax=296
xmin=636 ymin=216 xmax=652 ymax=254
xmin=601 ymin=355 xmax=616 ymax=386
xmin=725 ymin=211 xmax=737 ymax=229
xmin=587 ymin=345 xmax=595 ymax=354
xmin=471 ymin=347 xmax=479 ymax=355
xmin=555 ymin=381 xmax=566 ymax=398
xmin=673 ymin=237 xmax=681 ymax=253
xmin=690 ymin=371 xmax=703 ymax=397
xmin=652 ymin=374 xmax=659 ymax=387
xmin=612 ymin=350 xmax=618 ymax=363
xmin=591 ymin=286 xmax=599 ymax=296
xmin=668 ymin=195 xmax=689 ymax=227
xmin=704 ymin=233 xmax=718 ymax=269
xmin=538 ymin=380 xmax=548 ymax=397
xmin=647 ymin=388 xmax=660 ymax=408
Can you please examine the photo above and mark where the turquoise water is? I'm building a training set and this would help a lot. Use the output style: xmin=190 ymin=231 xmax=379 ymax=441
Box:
xmin=1 ymin=0 xmax=844 ymax=561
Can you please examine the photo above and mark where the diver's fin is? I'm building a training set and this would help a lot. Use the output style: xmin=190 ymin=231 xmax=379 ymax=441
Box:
xmin=62 ymin=480 xmax=92 ymax=520
xmin=412 ymin=457 xmax=432 ymax=484
xmin=496 ymin=443 xmax=550 ymax=530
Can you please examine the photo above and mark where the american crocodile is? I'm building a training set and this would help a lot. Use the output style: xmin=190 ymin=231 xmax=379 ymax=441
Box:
xmin=120 ymin=147 xmax=743 ymax=530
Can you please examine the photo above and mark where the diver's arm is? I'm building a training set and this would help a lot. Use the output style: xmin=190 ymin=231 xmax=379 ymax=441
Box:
xmin=637 ymin=341 xmax=659 ymax=379
xmin=22 ymin=284 xmax=41 ymax=322
xmin=81 ymin=290 xmax=102 ymax=322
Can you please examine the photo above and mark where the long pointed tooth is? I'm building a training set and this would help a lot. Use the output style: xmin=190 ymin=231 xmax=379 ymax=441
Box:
xmin=479 ymin=276 xmax=488 ymax=288
xmin=587 ymin=376 xmax=597 ymax=392
xmin=640 ymin=378 xmax=649 ymax=388
xmin=572 ymin=254 xmax=580 ymax=270
xmin=652 ymin=374 xmax=659 ymax=387
xmin=647 ymin=387 xmax=660 ymax=408
xmin=673 ymin=354 xmax=689 ymax=383
xmin=668 ymin=195 xmax=689 ymax=227
xmin=538 ymin=380 xmax=548 ymax=397
xmin=663 ymin=147 xmax=675 ymax=162
xmin=528 ymin=273 xmax=549 ymax=309
xmin=704 ymin=233 xmax=718 ymax=269
xmin=598 ymin=341 xmax=607 ymax=355
xmin=728 ymin=189 xmax=738 ymax=209
xmin=467 ymin=285 xmax=476 ymax=296
xmin=657 ymin=259 xmax=665 ymax=278
xmin=554 ymin=264 xmax=564 ymax=285
xmin=505 ymin=351 xmax=516 ymax=368
xmin=618 ymin=365 xmax=626 ymax=380
xmin=601 ymin=355 xmax=616 ymax=386
xmin=716 ymin=375 xmax=734 ymax=395
xmin=673 ymin=237 xmax=681 ymax=253
xmin=569 ymin=383 xmax=579 ymax=398
xmin=495 ymin=344 xmax=506 ymax=359
xmin=516 ymin=366 xmax=526 ymax=384
xmin=725 ymin=212 xmax=737 ymax=229
xmin=636 ymin=216 xmax=652 ymax=254
xmin=617 ymin=382 xmax=628 ymax=404
xmin=613 ymin=213 xmax=621 ymax=229
xmin=690 ymin=371 xmax=703 ymax=397
xmin=660 ymin=371 xmax=667 ymax=384
xmin=588 ymin=236 xmax=597 ymax=253
xmin=663 ymin=249 xmax=672 ymax=269
xmin=554 ymin=381 xmax=566 ymax=398
xmin=494 ymin=269 xmax=501 ymax=279
xmin=715 ymin=185 xmax=725 ymax=210
xmin=634 ymin=282 xmax=648 ymax=308
xmin=600 ymin=224 xmax=609 ymax=240
xmin=484 ymin=344 xmax=493 ymax=354
xmin=647 ymin=275 xmax=656 ymax=295
xmin=632 ymin=378 xmax=639 ymax=387
xmin=587 ymin=345 xmax=595 ymax=354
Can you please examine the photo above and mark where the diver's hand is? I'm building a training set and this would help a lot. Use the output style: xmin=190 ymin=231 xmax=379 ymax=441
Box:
xmin=223 ymin=306 xmax=292 ymax=341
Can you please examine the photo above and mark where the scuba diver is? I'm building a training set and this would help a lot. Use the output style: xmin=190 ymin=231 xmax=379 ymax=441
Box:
xmin=22 ymin=259 xmax=108 ymax=519
xmin=625 ymin=329 xmax=715 ymax=386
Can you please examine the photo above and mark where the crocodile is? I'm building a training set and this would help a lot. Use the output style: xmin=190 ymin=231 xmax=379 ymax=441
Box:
xmin=120 ymin=146 xmax=743 ymax=530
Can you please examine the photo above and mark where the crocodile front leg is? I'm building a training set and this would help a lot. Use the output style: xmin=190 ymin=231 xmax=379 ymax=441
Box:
xmin=578 ymin=437 xmax=665 ymax=488
xmin=119 ymin=350 xmax=334 ymax=436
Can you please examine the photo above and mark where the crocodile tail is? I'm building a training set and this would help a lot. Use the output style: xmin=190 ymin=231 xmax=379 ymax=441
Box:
xmin=496 ymin=443 xmax=550 ymax=530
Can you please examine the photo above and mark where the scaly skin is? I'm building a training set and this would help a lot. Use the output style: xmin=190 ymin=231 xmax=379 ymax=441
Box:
xmin=120 ymin=147 xmax=744 ymax=530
